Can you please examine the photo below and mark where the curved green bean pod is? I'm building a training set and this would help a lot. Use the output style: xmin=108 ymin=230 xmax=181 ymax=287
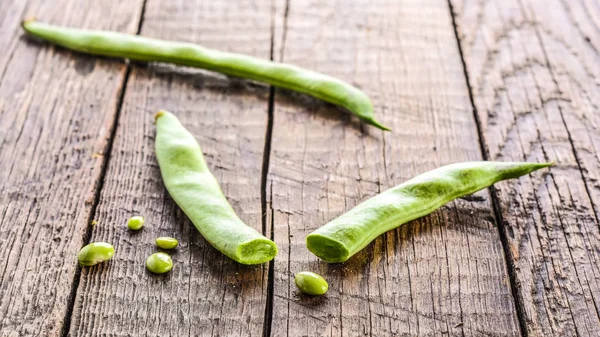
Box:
xmin=22 ymin=20 xmax=389 ymax=131
xmin=307 ymin=161 xmax=551 ymax=263
xmin=155 ymin=110 xmax=277 ymax=265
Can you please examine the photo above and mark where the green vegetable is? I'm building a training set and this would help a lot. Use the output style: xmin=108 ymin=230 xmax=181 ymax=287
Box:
xmin=127 ymin=216 xmax=145 ymax=230
xmin=307 ymin=161 xmax=552 ymax=263
xmin=154 ymin=110 xmax=278 ymax=264
xmin=146 ymin=252 xmax=173 ymax=274
xmin=22 ymin=20 xmax=389 ymax=131
xmin=77 ymin=242 xmax=115 ymax=266
xmin=156 ymin=237 xmax=178 ymax=250
xmin=295 ymin=272 xmax=328 ymax=295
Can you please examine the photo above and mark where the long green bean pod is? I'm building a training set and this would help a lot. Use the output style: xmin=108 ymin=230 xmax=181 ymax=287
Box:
xmin=155 ymin=110 xmax=277 ymax=265
xmin=307 ymin=161 xmax=551 ymax=263
xmin=22 ymin=20 xmax=389 ymax=131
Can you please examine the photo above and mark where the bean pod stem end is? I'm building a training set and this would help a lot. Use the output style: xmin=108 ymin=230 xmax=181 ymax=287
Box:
xmin=306 ymin=234 xmax=349 ymax=263
xmin=236 ymin=238 xmax=278 ymax=265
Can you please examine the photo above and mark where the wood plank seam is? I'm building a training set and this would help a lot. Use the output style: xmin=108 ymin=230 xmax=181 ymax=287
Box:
xmin=502 ymin=1 xmax=600 ymax=333
xmin=522 ymin=0 xmax=600 ymax=228
xmin=265 ymin=1 xmax=523 ymax=335
xmin=261 ymin=86 xmax=276 ymax=337
xmin=59 ymin=1 xmax=148 ymax=335
xmin=450 ymin=0 xmax=600 ymax=334
xmin=446 ymin=0 xmax=529 ymax=336
xmin=66 ymin=2 xmax=274 ymax=335
xmin=262 ymin=1 xmax=290 ymax=336
xmin=484 ymin=6 xmax=588 ymax=333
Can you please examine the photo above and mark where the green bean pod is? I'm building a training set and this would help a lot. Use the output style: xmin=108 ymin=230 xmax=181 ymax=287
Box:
xmin=307 ymin=161 xmax=551 ymax=263
xmin=154 ymin=110 xmax=277 ymax=265
xmin=22 ymin=20 xmax=389 ymax=131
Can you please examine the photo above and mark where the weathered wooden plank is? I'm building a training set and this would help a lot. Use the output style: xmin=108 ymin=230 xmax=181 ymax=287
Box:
xmin=267 ymin=0 xmax=524 ymax=336
xmin=451 ymin=0 xmax=600 ymax=335
xmin=0 ymin=1 xmax=144 ymax=335
xmin=68 ymin=1 xmax=273 ymax=336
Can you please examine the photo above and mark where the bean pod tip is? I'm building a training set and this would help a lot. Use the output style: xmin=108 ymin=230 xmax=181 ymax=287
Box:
xmin=154 ymin=110 xmax=166 ymax=123
xmin=367 ymin=118 xmax=392 ymax=132
xmin=22 ymin=17 xmax=36 ymax=29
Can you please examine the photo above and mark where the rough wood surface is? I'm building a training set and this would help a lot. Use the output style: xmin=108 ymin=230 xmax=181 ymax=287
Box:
xmin=3 ymin=0 xmax=598 ymax=335
xmin=266 ymin=0 xmax=524 ymax=336
xmin=0 ymin=0 xmax=143 ymax=335
xmin=451 ymin=0 xmax=600 ymax=335
xmin=67 ymin=1 xmax=273 ymax=336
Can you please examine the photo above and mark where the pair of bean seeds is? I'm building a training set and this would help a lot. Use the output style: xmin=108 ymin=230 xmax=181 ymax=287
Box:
xmin=77 ymin=217 xmax=179 ymax=274
xmin=148 ymin=236 xmax=178 ymax=274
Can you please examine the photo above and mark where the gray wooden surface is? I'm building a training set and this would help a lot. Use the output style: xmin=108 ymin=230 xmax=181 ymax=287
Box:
xmin=0 ymin=0 xmax=598 ymax=336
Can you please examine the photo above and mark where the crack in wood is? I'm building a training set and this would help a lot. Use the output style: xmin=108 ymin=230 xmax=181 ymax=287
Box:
xmin=447 ymin=0 xmax=529 ymax=336
xmin=59 ymin=1 xmax=148 ymax=336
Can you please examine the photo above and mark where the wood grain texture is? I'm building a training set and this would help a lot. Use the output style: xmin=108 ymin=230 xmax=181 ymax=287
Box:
xmin=267 ymin=0 xmax=524 ymax=336
xmin=0 ymin=0 xmax=143 ymax=335
xmin=451 ymin=0 xmax=600 ymax=335
xmin=4 ymin=0 xmax=596 ymax=335
xmin=68 ymin=0 xmax=273 ymax=336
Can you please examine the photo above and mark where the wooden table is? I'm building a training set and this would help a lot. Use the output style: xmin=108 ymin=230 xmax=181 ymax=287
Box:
xmin=1 ymin=0 xmax=598 ymax=336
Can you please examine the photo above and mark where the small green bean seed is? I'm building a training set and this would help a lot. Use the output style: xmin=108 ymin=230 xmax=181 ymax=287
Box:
xmin=146 ymin=252 xmax=173 ymax=274
xmin=127 ymin=216 xmax=145 ymax=230
xmin=294 ymin=271 xmax=328 ymax=296
xmin=156 ymin=237 xmax=178 ymax=249
xmin=78 ymin=242 xmax=115 ymax=266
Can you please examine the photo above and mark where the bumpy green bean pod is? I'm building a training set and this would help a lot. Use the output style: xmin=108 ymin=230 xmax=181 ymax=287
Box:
xmin=155 ymin=110 xmax=277 ymax=265
xmin=22 ymin=20 xmax=389 ymax=131
xmin=307 ymin=161 xmax=551 ymax=263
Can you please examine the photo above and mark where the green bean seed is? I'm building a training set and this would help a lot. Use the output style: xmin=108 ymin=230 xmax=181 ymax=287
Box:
xmin=156 ymin=237 xmax=178 ymax=250
xmin=146 ymin=252 xmax=173 ymax=274
xmin=154 ymin=111 xmax=278 ymax=265
xmin=127 ymin=216 xmax=145 ymax=230
xmin=295 ymin=272 xmax=328 ymax=295
xmin=77 ymin=242 xmax=115 ymax=266
xmin=22 ymin=20 xmax=388 ymax=131
xmin=307 ymin=161 xmax=552 ymax=263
